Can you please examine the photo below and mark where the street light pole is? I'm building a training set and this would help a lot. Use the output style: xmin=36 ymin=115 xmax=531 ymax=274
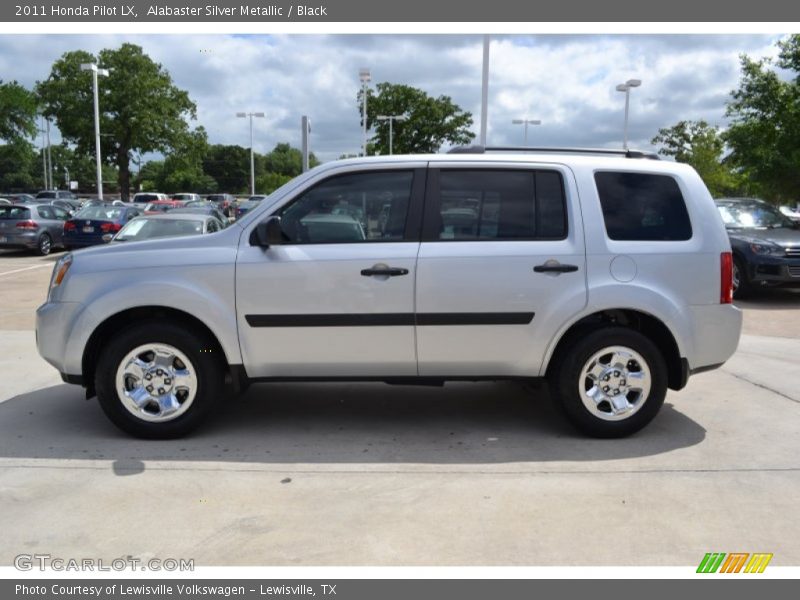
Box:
xmin=511 ymin=118 xmax=542 ymax=145
xmin=359 ymin=68 xmax=371 ymax=156
xmin=615 ymin=78 xmax=642 ymax=150
xmin=480 ymin=35 xmax=490 ymax=146
xmin=375 ymin=115 xmax=407 ymax=155
xmin=81 ymin=63 xmax=109 ymax=199
xmin=236 ymin=112 xmax=265 ymax=196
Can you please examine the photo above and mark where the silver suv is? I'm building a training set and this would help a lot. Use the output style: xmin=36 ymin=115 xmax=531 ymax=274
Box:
xmin=36 ymin=148 xmax=742 ymax=439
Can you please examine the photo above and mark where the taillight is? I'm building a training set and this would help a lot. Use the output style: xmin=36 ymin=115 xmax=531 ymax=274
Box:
xmin=720 ymin=252 xmax=733 ymax=304
xmin=100 ymin=222 xmax=122 ymax=233
xmin=64 ymin=221 xmax=77 ymax=231
xmin=16 ymin=220 xmax=38 ymax=230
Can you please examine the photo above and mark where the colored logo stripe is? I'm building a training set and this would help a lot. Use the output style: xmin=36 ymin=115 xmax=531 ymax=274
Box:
xmin=744 ymin=553 xmax=773 ymax=573
xmin=697 ymin=553 xmax=726 ymax=573
xmin=697 ymin=552 xmax=773 ymax=573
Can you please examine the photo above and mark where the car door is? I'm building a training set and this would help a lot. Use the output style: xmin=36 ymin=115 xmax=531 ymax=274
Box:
xmin=51 ymin=205 xmax=71 ymax=244
xmin=236 ymin=164 xmax=426 ymax=378
xmin=415 ymin=163 xmax=587 ymax=377
xmin=35 ymin=205 xmax=63 ymax=245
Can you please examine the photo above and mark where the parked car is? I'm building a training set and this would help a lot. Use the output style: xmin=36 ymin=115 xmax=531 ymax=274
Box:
xmin=131 ymin=192 xmax=169 ymax=204
xmin=63 ymin=204 xmax=142 ymax=250
xmin=715 ymin=197 xmax=800 ymax=298
xmin=171 ymin=193 xmax=202 ymax=203
xmin=168 ymin=204 xmax=229 ymax=227
xmin=37 ymin=147 xmax=742 ymax=439
xmin=36 ymin=190 xmax=78 ymax=201
xmin=143 ymin=200 xmax=186 ymax=215
xmin=3 ymin=193 xmax=36 ymax=203
xmin=779 ymin=205 xmax=800 ymax=223
xmin=112 ymin=213 xmax=226 ymax=243
xmin=0 ymin=203 xmax=70 ymax=255
xmin=205 ymin=193 xmax=236 ymax=217
xmin=23 ymin=198 xmax=82 ymax=216
xmin=235 ymin=200 xmax=262 ymax=219
xmin=0 ymin=198 xmax=10 ymax=205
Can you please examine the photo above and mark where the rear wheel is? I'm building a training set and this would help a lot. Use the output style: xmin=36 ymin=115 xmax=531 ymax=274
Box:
xmin=94 ymin=321 xmax=224 ymax=438
xmin=732 ymin=257 xmax=752 ymax=299
xmin=548 ymin=327 xmax=667 ymax=438
xmin=35 ymin=233 xmax=52 ymax=256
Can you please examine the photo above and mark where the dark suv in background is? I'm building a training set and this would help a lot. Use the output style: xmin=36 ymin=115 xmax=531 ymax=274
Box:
xmin=715 ymin=197 xmax=800 ymax=298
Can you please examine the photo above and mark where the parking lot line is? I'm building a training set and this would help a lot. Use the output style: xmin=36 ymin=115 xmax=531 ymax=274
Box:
xmin=0 ymin=264 xmax=51 ymax=277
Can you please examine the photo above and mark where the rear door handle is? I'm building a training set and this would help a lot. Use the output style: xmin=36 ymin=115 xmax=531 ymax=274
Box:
xmin=361 ymin=266 xmax=409 ymax=277
xmin=533 ymin=263 xmax=579 ymax=273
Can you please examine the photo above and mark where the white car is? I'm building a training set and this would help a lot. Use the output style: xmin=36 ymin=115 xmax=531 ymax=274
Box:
xmin=36 ymin=147 xmax=742 ymax=439
xmin=779 ymin=205 xmax=800 ymax=222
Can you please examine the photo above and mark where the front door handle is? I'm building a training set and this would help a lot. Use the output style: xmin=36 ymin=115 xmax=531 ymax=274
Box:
xmin=533 ymin=263 xmax=579 ymax=273
xmin=361 ymin=266 xmax=409 ymax=277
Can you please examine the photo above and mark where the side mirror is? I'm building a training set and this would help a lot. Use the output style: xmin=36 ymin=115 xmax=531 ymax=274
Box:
xmin=255 ymin=216 xmax=283 ymax=247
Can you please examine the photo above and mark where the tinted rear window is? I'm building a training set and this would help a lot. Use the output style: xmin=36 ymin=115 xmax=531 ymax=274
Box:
xmin=595 ymin=172 xmax=692 ymax=241
xmin=0 ymin=206 xmax=30 ymax=220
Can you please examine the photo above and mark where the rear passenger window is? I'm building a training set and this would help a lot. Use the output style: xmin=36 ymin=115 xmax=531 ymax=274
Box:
xmin=432 ymin=170 xmax=567 ymax=241
xmin=37 ymin=206 xmax=54 ymax=220
xmin=595 ymin=172 xmax=692 ymax=241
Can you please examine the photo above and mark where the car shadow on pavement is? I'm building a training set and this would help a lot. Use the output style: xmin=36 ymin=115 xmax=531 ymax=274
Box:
xmin=0 ymin=381 xmax=705 ymax=465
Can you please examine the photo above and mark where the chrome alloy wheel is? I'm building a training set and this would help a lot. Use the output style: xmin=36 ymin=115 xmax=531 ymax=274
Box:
xmin=579 ymin=345 xmax=652 ymax=421
xmin=732 ymin=261 xmax=741 ymax=293
xmin=115 ymin=343 xmax=198 ymax=423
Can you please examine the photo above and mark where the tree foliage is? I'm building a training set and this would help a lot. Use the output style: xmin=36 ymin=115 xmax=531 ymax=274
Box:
xmin=651 ymin=120 xmax=743 ymax=197
xmin=725 ymin=34 xmax=800 ymax=202
xmin=36 ymin=43 xmax=197 ymax=200
xmin=0 ymin=80 xmax=38 ymax=143
xmin=359 ymin=82 xmax=475 ymax=155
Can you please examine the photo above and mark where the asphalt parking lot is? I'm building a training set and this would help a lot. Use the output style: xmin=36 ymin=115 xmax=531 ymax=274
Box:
xmin=0 ymin=248 xmax=798 ymax=566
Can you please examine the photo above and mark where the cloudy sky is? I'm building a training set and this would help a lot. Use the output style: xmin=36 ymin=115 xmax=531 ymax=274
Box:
xmin=0 ymin=33 xmax=786 ymax=162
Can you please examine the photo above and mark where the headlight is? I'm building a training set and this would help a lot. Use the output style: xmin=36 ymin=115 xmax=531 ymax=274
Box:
xmin=48 ymin=253 xmax=73 ymax=301
xmin=749 ymin=241 xmax=783 ymax=255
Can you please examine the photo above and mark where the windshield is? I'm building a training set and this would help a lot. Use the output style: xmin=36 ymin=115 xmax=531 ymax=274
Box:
xmin=116 ymin=218 xmax=204 ymax=241
xmin=35 ymin=191 xmax=57 ymax=199
xmin=75 ymin=206 xmax=124 ymax=220
xmin=145 ymin=202 xmax=172 ymax=212
xmin=716 ymin=202 xmax=794 ymax=228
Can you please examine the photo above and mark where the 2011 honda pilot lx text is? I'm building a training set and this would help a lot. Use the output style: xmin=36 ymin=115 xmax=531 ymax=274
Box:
xmin=36 ymin=148 xmax=742 ymax=438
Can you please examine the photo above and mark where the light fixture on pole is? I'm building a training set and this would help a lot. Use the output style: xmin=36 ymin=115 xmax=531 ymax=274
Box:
xmin=359 ymin=67 xmax=371 ymax=156
xmin=236 ymin=111 xmax=265 ymax=195
xmin=375 ymin=114 xmax=407 ymax=155
xmin=615 ymin=78 xmax=642 ymax=150
xmin=80 ymin=63 xmax=109 ymax=199
xmin=511 ymin=118 xmax=541 ymax=145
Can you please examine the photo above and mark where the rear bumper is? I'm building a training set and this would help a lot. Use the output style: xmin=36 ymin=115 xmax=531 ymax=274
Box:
xmin=0 ymin=231 xmax=38 ymax=249
xmin=687 ymin=304 xmax=742 ymax=371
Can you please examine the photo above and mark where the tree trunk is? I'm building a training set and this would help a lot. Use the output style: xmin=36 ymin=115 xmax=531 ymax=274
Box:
xmin=117 ymin=147 xmax=130 ymax=202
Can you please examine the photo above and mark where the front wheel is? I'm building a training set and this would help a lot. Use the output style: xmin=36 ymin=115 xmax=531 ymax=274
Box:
xmin=548 ymin=327 xmax=667 ymax=438
xmin=732 ymin=257 xmax=752 ymax=299
xmin=95 ymin=321 xmax=224 ymax=438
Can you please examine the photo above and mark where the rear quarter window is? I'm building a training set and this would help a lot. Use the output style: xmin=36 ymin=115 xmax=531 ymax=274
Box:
xmin=595 ymin=172 xmax=692 ymax=241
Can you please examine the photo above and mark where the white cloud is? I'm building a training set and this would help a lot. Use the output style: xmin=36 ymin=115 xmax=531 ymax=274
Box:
xmin=0 ymin=33 xmax=785 ymax=161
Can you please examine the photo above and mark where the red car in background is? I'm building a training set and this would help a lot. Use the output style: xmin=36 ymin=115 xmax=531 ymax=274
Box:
xmin=143 ymin=200 xmax=186 ymax=215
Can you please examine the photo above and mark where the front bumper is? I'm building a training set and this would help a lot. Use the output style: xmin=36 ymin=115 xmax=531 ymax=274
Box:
xmin=36 ymin=301 xmax=84 ymax=377
xmin=745 ymin=255 xmax=800 ymax=286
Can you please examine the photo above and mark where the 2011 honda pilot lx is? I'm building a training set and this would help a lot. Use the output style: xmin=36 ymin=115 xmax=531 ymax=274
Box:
xmin=36 ymin=148 xmax=742 ymax=438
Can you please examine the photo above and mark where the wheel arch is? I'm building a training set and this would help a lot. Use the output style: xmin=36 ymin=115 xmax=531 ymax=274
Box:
xmin=81 ymin=306 xmax=230 ymax=396
xmin=543 ymin=308 xmax=686 ymax=391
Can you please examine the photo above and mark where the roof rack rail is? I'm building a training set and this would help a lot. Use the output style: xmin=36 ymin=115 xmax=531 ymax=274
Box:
xmin=447 ymin=145 xmax=660 ymax=160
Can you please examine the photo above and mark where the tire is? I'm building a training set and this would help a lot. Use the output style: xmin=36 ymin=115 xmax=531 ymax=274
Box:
xmin=732 ymin=257 xmax=752 ymax=300
xmin=35 ymin=233 xmax=52 ymax=256
xmin=94 ymin=320 xmax=224 ymax=439
xmin=548 ymin=327 xmax=667 ymax=438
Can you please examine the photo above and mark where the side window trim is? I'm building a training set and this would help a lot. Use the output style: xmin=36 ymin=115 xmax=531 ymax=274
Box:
xmin=421 ymin=167 xmax=569 ymax=242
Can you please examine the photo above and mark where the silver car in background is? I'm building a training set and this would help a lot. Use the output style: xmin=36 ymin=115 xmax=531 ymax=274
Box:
xmin=0 ymin=203 xmax=70 ymax=255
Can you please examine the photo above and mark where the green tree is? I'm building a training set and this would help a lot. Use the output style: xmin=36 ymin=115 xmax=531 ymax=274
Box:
xmin=261 ymin=142 xmax=319 ymax=178
xmin=157 ymin=127 xmax=217 ymax=193
xmin=358 ymin=83 xmax=475 ymax=155
xmin=203 ymin=144 xmax=250 ymax=192
xmin=651 ymin=120 xmax=743 ymax=197
xmin=725 ymin=34 xmax=800 ymax=202
xmin=0 ymin=140 xmax=38 ymax=191
xmin=0 ymin=80 xmax=38 ymax=143
xmin=255 ymin=172 xmax=293 ymax=195
xmin=36 ymin=43 xmax=197 ymax=201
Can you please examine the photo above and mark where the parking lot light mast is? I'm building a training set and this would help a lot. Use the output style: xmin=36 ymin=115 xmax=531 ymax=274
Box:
xmin=359 ymin=68 xmax=371 ymax=156
xmin=236 ymin=112 xmax=265 ymax=196
xmin=375 ymin=114 xmax=407 ymax=155
xmin=511 ymin=118 xmax=541 ymax=145
xmin=615 ymin=78 xmax=642 ymax=150
xmin=80 ymin=63 xmax=109 ymax=199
